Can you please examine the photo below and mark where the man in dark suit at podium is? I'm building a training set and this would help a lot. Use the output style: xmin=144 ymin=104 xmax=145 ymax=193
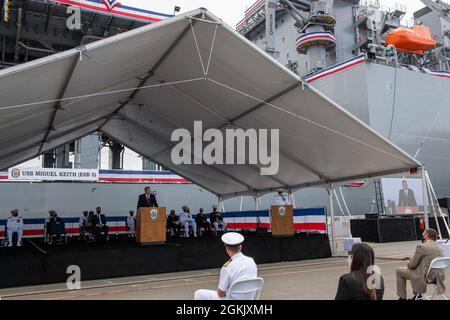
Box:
xmin=137 ymin=186 xmax=158 ymax=210
xmin=398 ymin=180 xmax=417 ymax=207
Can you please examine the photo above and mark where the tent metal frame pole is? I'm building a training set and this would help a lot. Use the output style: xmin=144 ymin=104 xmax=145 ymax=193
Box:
xmin=0 ymin=116 xmax=106 ymax=163
xmin=98 ymin=131 xmax=221 ymax=197
xmin=421 ymin=167 xmax=430 ymax=230
xmin=116 ymin=113 xmax=258 ymax=192
xmin=225 ymin=83 xmax=299 ymax=126
xmin=217 ymin=196 xmax=223 ymax=212
xmin=425 ymin=170 xmax=450 ymax=238
xmin=0 ymin=102 xmax=116 ymax=149
xmin=427 ymin=181 xmax=442 ymax=238
xmin=288 ymin=188 xmax=296 ymax=207
xmin=211 ymin=79 xmax=328 ymax=183
xmin=0 ymin=127 xmax=99 ymax=172
xmin=220 ymin=168 xmax=418 ymax=199
xmin=239 ymin=196 xmax=244 ymax=212
xmin=333 ymin=188 xmax=352 ymax=237
xmin=339 ymin=186 xmax=351 ymax=216
xmin=329 ymin=184 xmax=336 ymax=254
xmin=98 ymin=20 xmax=197 ymax=132
xmin=38 ymin=54 xmax=80 ymax=155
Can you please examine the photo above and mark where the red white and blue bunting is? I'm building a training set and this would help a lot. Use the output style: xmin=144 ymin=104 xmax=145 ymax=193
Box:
xmin=303 ymin=54 xmax=366 ymax=83
xmin=52 ymin=0 xmax=172 ymax=22
xmin=296 ymin=31 xmax=336 ymax=54
xmin=425 ymin=70 xmax=450 ymax=79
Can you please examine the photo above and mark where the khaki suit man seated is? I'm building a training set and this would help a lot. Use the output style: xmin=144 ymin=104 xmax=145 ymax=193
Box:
xmin=396 ymin=228 xmax=445 ymax=300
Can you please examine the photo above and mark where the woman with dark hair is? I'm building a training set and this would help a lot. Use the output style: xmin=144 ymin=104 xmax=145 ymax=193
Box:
xmin=335 ymin=243 xmax=385 ymax=300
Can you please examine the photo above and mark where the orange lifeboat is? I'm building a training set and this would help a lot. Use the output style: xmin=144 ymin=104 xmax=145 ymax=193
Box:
xmin=385 ymin=25 xmax=436 ymax=55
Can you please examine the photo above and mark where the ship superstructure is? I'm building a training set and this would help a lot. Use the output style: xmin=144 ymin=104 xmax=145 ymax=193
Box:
xmin=234 ymin=0 xmax=450 ymax=214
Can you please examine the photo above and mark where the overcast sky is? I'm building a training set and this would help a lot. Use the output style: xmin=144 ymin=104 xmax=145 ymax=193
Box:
xmin=16 ymin=0 xmax=430 ymax=170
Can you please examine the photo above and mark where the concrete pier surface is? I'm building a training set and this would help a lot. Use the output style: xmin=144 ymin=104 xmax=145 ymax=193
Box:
xmin=0 ymin=241 xmax=447 ymax=300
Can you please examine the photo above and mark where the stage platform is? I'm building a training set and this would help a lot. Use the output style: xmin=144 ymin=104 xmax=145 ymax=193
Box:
xmin=351 ymin=216 xmax=450 ymax=243
xmin=0 ymin=233 xmax=331 ymax=289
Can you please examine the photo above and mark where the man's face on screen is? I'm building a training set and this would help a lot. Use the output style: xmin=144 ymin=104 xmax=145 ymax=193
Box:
xmin=402 ymin=181 xmax=408 ymax=189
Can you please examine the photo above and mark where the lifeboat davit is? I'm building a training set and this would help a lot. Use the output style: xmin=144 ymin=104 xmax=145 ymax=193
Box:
xmin=385 ymin=25 xmax=436 ymax=55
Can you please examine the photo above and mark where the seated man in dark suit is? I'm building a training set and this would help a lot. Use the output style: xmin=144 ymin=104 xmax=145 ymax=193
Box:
xmin=210 ymin=207 xmax=226 ymax=236
xmin=93 ymin=207 xmax=109 ymax=240
xmin=46 ymin=210 xmax=66 ymax=244
xmin=137 ymin=186 xmax=158 ymax=211
xmin=195 ymin=208 xmax=211 ymax=236
xmin=167 ymin=209 xmax=181 ymax=237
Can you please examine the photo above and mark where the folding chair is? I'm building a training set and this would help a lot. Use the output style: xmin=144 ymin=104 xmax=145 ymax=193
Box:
xmin=47 ymin=220 xmax=68 ymax=245
xmin=226 ymin=277 xmax=264 ymax=300
xmin=420 ymin=257 xmax=450 ymax=300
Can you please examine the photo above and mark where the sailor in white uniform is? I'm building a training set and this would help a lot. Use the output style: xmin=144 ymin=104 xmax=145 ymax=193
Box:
xmin=273 ymin=189 xmax=289 ymax=206
xmin=126 ymin=211 xmax=136 ymax=237
xmin=179 ymin=206 xmax=197 ymax=237
xmin=194 ymin=232 xmax=258 ymax=300
xmin=6 ymin=209 xmax=24 ymax=247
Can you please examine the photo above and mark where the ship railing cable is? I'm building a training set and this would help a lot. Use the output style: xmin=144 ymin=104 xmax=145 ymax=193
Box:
xmin=413 ymin=87 xmax=450 ymax=159
xmin=387 ymin=45 xmax=399 ymax=140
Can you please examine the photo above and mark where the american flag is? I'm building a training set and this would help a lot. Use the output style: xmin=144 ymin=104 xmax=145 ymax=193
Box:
xmin=103 ymin=0 xmax=120 ymax=10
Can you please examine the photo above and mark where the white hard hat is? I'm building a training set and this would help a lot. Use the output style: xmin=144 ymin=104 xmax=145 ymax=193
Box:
xmin=221 ymin=232 xmax=244 ymax=246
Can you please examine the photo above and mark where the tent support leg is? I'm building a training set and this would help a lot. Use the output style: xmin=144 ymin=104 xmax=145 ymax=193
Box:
xmin=425 ymin=170 xmax=450 ymax=238
xmin=239 ymin=196 xmax=244 ymax=212
xmin=254 ymin=194 xmax=260 ymax=211
xmin=288 ymin=187 xmax=296 ymax=207
xmin=218 ymin=196 xmax=224 ymax=212
xmin=290 ymin=193 xmax=296 ymax=208
xmin=329 ymin=184 xmax=336 ymax=254
xmin=334 ymin=189 xmax=352 ymax=237
xmin=339 ymin=186 xmax=351 ymax=216
xmin=421 ymin=168 xmax=430 ymax=230
xmin=426 ymin=180 xmax=442 ymax=238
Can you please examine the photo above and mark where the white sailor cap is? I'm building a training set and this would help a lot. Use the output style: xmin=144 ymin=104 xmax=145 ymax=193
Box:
xmin=221 ymin=232 xmax=244 ymax=246
xmin=277 ymin=188 xmax=284 ymax=192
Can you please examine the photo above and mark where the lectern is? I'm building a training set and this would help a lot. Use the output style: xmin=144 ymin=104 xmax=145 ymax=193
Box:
xmin=136 ymin=207 xmax=166 ymax=244
xmin=270 ymin=205 xmax=294 ymax=236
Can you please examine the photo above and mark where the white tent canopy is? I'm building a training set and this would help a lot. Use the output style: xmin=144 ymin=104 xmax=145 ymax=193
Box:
xmin=0 ymin=9 xmax=420 ymax=198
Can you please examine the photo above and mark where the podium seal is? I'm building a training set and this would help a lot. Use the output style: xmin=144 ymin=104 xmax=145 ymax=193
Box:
xmin=278 ymin=206 xmax=286 ymax=216
xmin=150 ymin=209 xmax=158 ymax=221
